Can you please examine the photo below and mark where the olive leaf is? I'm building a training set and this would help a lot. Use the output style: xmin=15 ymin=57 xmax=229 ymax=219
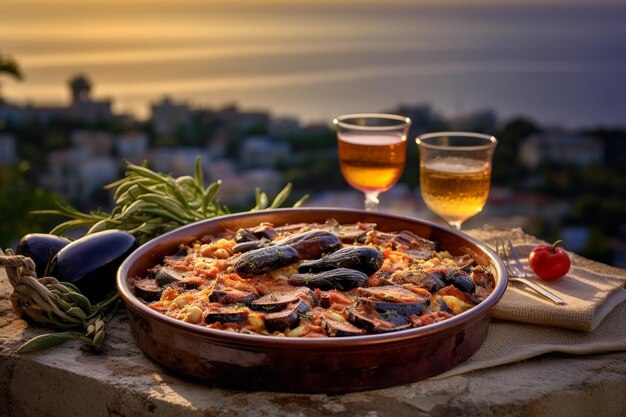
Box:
xmin=2 ymin=260 xmax=122 ymax=354
xmin=16 ymin=331 xmax=88 ymax=353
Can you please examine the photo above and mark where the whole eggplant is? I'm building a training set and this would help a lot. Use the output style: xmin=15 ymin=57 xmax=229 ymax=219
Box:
xmin=49 ymin=230 xmax=137 ymax=300
xmin=16 ymin=233 xmax=71 ymax=277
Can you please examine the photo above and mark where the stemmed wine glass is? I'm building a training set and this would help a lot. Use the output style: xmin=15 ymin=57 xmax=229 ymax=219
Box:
xmin=334 ymin=113 xmax=411 ymax=211
xmin=416 ymin=132 xmax=497 ymax=230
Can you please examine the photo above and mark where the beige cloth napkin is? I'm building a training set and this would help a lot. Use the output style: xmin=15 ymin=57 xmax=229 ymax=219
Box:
xmin=431 ymin=227 xmax=626 ymax=379
xmin=492 ymin=243 xmax=626 ymax=331
xmin=434 ymin=299 xmax=626 ymax=379
xmin=469 ymin=227 xmax=626 ymax=332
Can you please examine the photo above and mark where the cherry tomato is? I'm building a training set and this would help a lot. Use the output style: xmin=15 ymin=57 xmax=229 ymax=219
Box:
xmin=528 ymin=240 xmax=571 ymax=281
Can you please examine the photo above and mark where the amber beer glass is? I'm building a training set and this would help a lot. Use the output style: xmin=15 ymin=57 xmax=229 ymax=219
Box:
xmin=334 ymin=114 xmax=411 ymax=211
xmin=416 ymin=132 xmax=497 ymax=230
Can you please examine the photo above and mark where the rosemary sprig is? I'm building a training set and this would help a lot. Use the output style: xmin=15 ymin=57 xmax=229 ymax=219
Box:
xmin=34 ymin=157 xmax=308 ymax=244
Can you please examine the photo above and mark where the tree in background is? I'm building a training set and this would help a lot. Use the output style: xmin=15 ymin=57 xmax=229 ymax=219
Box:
xmin=0 ymin=52 xmax=62 ymax=247
xmin=0 ymin=52 xmax=23 ymax=101
xmin=0 ymin=162 xmax=63 ymax=248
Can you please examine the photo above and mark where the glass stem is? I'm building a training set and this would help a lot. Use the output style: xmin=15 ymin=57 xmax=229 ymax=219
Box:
xmin=450 ymin=221 xmax=463 ymax=230
xmin=364 ymin=191 xmax=380 ymax=212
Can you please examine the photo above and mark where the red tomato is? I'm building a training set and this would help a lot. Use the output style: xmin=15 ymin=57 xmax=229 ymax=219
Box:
xmin=528 ymin=240 xmax=571 ymax=281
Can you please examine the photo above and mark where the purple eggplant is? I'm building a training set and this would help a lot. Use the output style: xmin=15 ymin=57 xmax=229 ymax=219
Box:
xmin=16 ymin=233 xmax=71 ymax=277
xmin=49 ymin=230 xmax=137 ymax=300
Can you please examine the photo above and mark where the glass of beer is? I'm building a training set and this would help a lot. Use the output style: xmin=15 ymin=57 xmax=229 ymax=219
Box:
xmin=334 ymin=113 xmax=411 ymax=211
xmin=416 ymin=132 xmax=497 ymax=230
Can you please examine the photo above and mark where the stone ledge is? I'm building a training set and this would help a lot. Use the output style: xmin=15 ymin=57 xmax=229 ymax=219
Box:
xmin=3 ymin=275 xmax=625 ymax=417
xmin=2 ymin=334 xmax=625 ymax=417
xmin=2 ymin=226 xmax=626 ymax=417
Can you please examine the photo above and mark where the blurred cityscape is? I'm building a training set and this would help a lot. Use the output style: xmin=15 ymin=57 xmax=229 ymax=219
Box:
xmin=1 ymin=74 xmax=625 ymax=267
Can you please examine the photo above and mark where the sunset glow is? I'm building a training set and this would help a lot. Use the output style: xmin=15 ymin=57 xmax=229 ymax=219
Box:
xmin=2 ymin=0 xmax=625 ymax=124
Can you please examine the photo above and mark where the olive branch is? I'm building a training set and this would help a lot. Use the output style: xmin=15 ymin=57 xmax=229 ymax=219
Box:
xmin=0 ymin=250 xmax=120 ymax=353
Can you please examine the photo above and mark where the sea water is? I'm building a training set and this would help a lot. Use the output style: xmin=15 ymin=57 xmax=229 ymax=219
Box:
xmin=1 ymin=3 xmax=625 ymax=127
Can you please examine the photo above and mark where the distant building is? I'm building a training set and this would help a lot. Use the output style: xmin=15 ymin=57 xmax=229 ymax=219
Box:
xmin=392 ymin=103 xmax=443 ymax=134
xmin=304 ymin=185 xmax=421 ymax=216
xmin=269 ymin=117 xmax=301 ymax=138
xmin=21 ymin=103 xmax=68 ymax=124
xmin=65 ymin=74 xmax=113 ymax=123
xmin=447 ymin=109 xmax=497 ymax=133
xmin=301 ymin=123 xmax=331 ymax=136
xmin=216 ymin=105 xmax=269 ymax=132
xmin=239 ymin=136 xmax=290 ymax=168
xmin=41 ymin=148 xmax=118 ymax=202
xmin=217 ymin=169 xmax=283 ymax=205
xmin=147 ymin=147 xmax=207 ymax=177
xmin=42 ymin=148 xmax=88 ymax=199
xmin=76 ymin=157 xmax=119 ymax=201
xmin=71 ymin=130 xmax=113 ymax=156
xmin=483 ymin=186 xmax=570 ymax=224
xmin=69 ymin=74 xmax=92 ymax=103
xmin=0 ymin=74 xmax=112 ymax=125
xmin=0 ymin=133 xmax=16 ymax=165
xmin=244 ymin=169 xmax=283 ymax=197
xmin=42 ymin=129 xmax=119 ymax=202
xmin=304 ymin=190 xmax=363 ymax=210
xmin=519 ymin=131 xmax=605 ymax=168
xmin=0 ymin=103 xmax=28 ymax=125
xmin=206 ymin=158 xmax=237 ymax=181
xmin=115 ymin=131 xmax=150 ymax=164
xmin=150 ymin=96 xmax=192 ymax=136
xmin=206 ymin=130 xmax=229 ymax=159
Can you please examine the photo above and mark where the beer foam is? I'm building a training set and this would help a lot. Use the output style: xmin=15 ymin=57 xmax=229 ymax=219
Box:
xmin=425 ymin=157 xmax=488 ymax=173
xmin=339 ymin=133 xmax=404 ymax=145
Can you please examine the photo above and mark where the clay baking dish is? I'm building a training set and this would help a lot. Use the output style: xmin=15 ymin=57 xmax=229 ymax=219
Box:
xmin=117 ymin=208 xmax=507 ymax=393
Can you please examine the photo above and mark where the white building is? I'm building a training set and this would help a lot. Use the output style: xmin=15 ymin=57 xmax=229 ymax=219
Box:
xmin=305 ymin=185 xmax=422 ymax=216
xmin=216 ymin=106 xmax=269 ymax=132
xmin=239 ymin=136 xmax=290 ymax=168
xmin=216 ymin=169 xmax=284 ymax=206
xmin=206 ymin=131 xmax=229 ymax=159
xmin=42 ymin=149 xmax=119 ymax=202
xmin=147 ymin=147 xmax=207 ymax=177
xmin=150 ymin=97 xmax=192 ymax=136
xmin=519 ymin=132 xmax=605 ymax=169
xmin=71 ymin=130 xmax=113 ymax=156
xmin=482 ymin=186 xmax=570 ymax=226
xmin=206 ymin=158 xmax=237 ymax=181
xmin=116 ymin=131 xmax=150 ymax=163
xmin=76 ymin=157 xmax=119 ymax=201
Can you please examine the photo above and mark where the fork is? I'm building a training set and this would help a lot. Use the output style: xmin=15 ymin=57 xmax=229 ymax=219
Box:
xmin=495 ymin=239 xmax=566 ymax=305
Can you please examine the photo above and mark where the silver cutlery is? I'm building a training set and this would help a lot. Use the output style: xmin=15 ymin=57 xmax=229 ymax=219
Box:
xmin=495 ymin=239 xmax=566 ymax=305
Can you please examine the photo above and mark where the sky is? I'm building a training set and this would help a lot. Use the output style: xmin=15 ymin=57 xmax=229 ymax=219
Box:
xmin=2 ymin=0 xmax=625 ymax=126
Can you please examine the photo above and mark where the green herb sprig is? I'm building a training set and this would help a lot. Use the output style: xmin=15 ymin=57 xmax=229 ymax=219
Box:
xmin=34 ymin=158 xmax=308 ymax=243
